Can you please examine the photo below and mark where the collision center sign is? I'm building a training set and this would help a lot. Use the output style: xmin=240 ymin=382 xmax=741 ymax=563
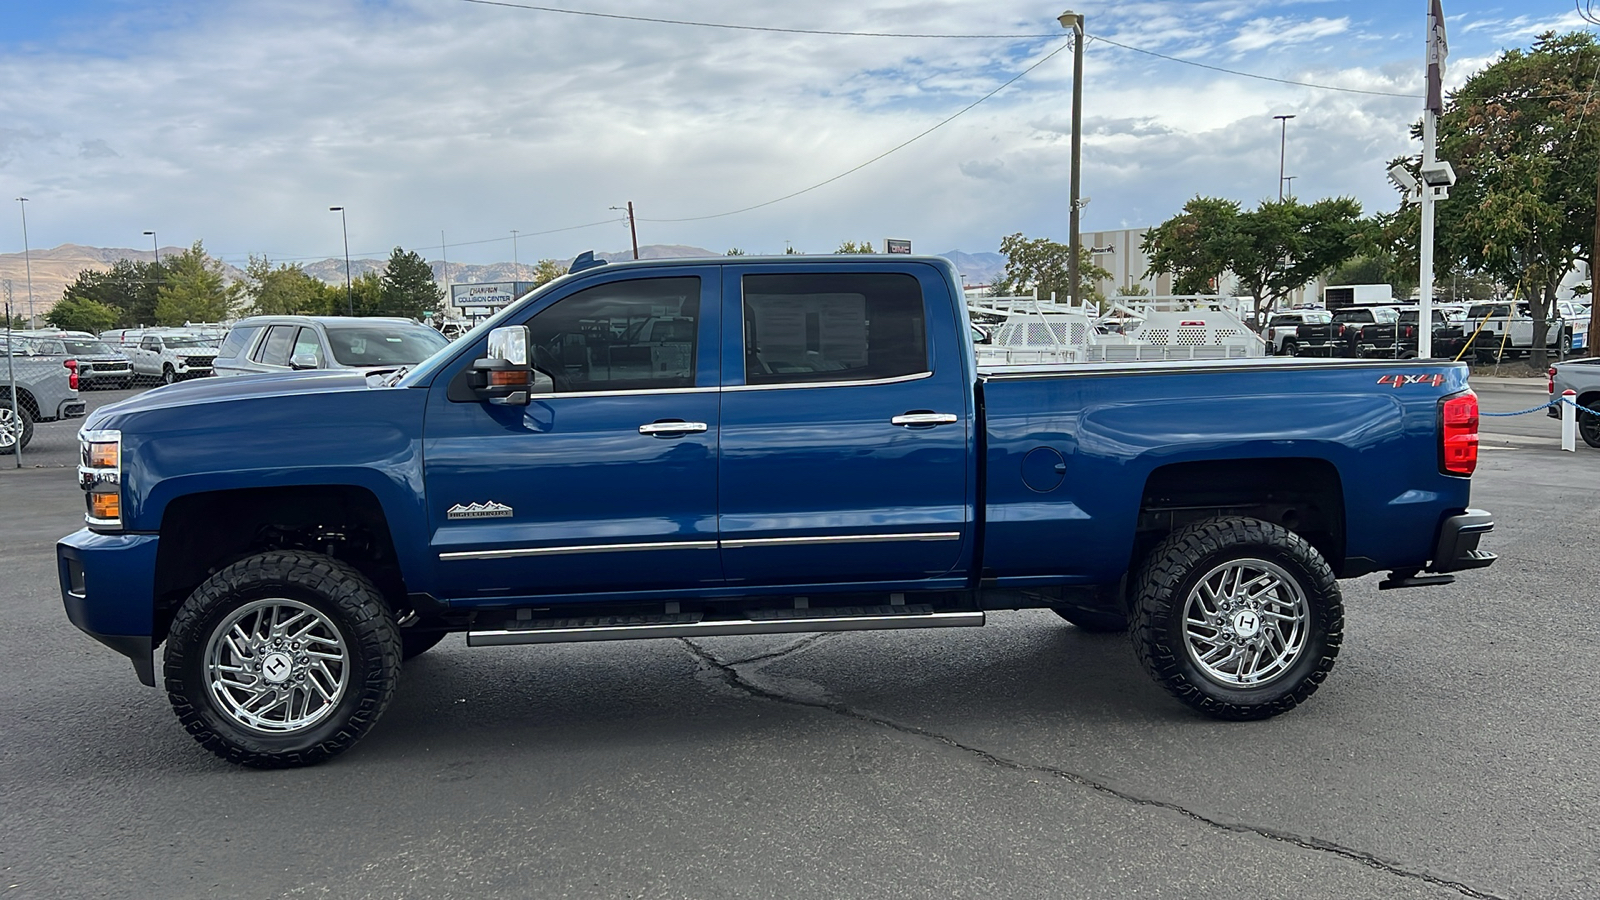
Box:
xmin=450 ymin=283 xmax=518 ymax=310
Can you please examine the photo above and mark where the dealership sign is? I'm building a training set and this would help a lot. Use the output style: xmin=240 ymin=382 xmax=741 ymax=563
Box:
xmin=450 ymin=283 xmax=519 ymax=311
xmin=885 ymin=239 xmax=912 ymax=254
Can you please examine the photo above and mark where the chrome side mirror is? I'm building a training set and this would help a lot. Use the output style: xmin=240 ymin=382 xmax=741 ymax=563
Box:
xmin=473 ymin=325 xmax=533 ymax=406
xmin=289 ymin=352 xmax=319 ymax=370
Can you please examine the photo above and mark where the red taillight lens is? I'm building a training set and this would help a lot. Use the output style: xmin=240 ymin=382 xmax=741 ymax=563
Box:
xmin=1405 ymin=326 xmax=1415 ymax=339
xmin=1548 ymin=367 xmax=1557 ymax=395
xmin=1441 ymin=392 xmax=1479 ymax=475
xmin=64 ymin=358 xmax=79 ymax=391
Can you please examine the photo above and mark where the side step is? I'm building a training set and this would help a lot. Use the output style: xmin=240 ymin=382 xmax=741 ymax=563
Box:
xmin=467 ymin=604 xmax=984 ymax=647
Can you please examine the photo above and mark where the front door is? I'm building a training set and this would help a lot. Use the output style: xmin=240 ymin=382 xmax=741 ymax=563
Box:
xmin=423 ymin=269 xmax=724 ymax=602
xmin=716 ymin=265 xmax=973 ymax=589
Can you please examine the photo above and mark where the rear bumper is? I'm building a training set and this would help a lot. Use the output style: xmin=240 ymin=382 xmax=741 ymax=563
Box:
xmin=58 ymin=529 xmax=160 ymax=686
xmin=1426 ymin=508 xmax=1497 ymax=574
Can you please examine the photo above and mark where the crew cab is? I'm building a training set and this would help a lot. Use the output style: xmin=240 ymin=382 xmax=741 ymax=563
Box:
xmin=123 ymin=331 xmax=219 ymax=384
xmin=1294 ymin=306 xmax=1397 ymax=357
xmin=1464 ymin=301 xmax=1586 ymax=360
xmin=1264 ymin=309 xmax=1330 ymax=356
xmin=1360 ymin=307 xmax=1467 ymax=360
xmin=57 ymin=255 xmax=1498 ymax=768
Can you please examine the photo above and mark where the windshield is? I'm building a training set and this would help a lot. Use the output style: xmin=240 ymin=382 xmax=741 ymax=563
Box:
xmin=165 ymin=336 xmax=215 ymax=349
xmin=326 ymin=324 xmax=450 ymax=367
xmin=63 ymin=339 xmax=117 ymax=356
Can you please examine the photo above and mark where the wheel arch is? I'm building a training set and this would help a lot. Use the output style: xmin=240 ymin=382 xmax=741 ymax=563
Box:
xmin=0 ymin=385 xmax=41 ymax=419
xmin=152 ymin=485 xmax=407 ymax=641
xmin=1134 ymin=457 xmax=1347 ymax=576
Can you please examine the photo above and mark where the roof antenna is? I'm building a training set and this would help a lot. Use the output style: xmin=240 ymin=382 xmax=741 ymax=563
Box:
xmin=567 ymin=250 xmax=607 ymax=274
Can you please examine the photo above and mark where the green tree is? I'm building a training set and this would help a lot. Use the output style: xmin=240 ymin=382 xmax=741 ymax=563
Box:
xmin=996 ymin=233 xmax=1112 ymax=305
xmin=1432 ymin=30 xmax=1600 ymax=366
xmin=154 ymin=241 xmax=236 ymax=325
xmin=724 ymin=247 xmax=747 ymax=256
xmin=377 ymin=247 xmax=444 ymax=320
xmin=242 ymin=256 xmax=336 ymax=316
xmin=1142 ymin=197 xmax=1366 ymax=326
xmin=532 ymin=259 xmax=565 ymax=287
xmin=835 ymin=240 xmax=876 ymax=254
xmin=45 ymin=294 xmax=119 ymax=334
xmin=1114 ymin=283 xmax=1151 ymax=297
xmin=60 ymin=259 xmax=163 ymax=327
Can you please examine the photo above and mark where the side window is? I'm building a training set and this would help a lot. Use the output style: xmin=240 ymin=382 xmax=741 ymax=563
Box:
xmin=521 ymin=277 xmax=700 ymax=392
xmin=291 ymin=327 xmax=325 ymax=366
xmin=217 ymin=326 xmax=258 ymax=359
xmin=141 ymin=336 xmax=160 ymax=351
xmin=741 ymin=273 xmax=926 ymax=386
xmin=254 ymin=325 xmax=297 ymax=366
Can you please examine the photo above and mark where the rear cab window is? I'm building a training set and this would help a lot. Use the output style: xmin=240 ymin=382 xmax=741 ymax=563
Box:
xmin=217 ymin=325 xmax=261 ymax=359
xmin=740 ymin=272 xmax=927 ymax=385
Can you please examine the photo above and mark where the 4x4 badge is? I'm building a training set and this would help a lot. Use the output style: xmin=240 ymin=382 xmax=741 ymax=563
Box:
xmin=447 ymin=501 xmax=513 ymax=520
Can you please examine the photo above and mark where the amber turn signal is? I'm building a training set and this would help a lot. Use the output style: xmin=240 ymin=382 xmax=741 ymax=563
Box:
xmin=488 ymin=370 xmax=530 ymax=387
xmin=89 ymin=490 xmax=121 ymax=521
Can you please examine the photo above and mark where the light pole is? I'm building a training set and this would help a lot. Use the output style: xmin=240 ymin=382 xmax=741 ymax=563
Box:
xmin=1059 ymin=11 xmax=1085 ymax=306
xmin=142 ymin=230 xmax=160 ymax=267
xmin=1274 ymin=114 xmax=1295 ymax=201
xmin=329 ymin=207 xmax=353 ymax=316
xmin=1283 ymin=176 xmax=1296 ymax=200
xmin=16 ymin=198 xmax=35 ymax=328
xmin=511 ymin=229 xmax=521 ymax=282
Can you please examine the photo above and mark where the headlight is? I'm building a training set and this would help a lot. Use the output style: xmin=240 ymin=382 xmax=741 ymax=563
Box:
xmin=79 ymin=429 xmax=122 ymax=528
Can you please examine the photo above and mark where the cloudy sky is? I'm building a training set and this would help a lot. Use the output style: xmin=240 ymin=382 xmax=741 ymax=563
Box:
xmin=0 ymin=0 xmax=1590 ymax=267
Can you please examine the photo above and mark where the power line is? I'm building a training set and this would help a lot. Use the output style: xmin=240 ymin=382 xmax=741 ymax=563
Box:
xmin=641 ymin=40 xmax=1074 ymax=223
xmin=1087 ymin=33 xmax=1421 ymax=98
xmin=456 ymin=0 xmax=1056 ymax=39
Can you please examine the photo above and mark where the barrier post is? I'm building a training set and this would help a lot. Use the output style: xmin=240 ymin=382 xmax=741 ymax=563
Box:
xmin=1561 ymin=390 xmax=1577 ymax=452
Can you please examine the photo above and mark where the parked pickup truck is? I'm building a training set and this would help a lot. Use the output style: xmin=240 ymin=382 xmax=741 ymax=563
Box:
xmin=1549 ymin=356 xmax=1600 ymax=447
xmin=1 ymin=336 xmax=86 ymax=451
xmin=58 ymin=255 xmax=1498 ymax=768
xmin=1294 ymin=306 xmax=1397 ymax=358
xmin=124 ymin=331 xmax=218 ymax=384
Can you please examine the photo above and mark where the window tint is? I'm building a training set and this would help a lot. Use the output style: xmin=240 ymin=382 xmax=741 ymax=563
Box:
xmin=217 ymin=325 xmax=260 ymax=359
xmin=142 ymin=336 xmax=161 ymax=351
xmin=324 ymin=324 xmax=448 ymax=367
xmin=292 ymin=327 xmax=325 ymax=367
xmin=62 ymin=339 xmax=115 ymax=356
xmin=521 ymin=277 xmax=700 ymax=392
xmin=255 ymin=325 xmax=297 ymax=366
xmin=1332 ymin=309 xmax=1373 ymax=324
xmin=741 ymin=273 xmax=926 ymax=386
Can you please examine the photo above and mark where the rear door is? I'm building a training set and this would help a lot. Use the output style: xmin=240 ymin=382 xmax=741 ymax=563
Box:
xmin=716 ymin=264 xmax=973 ymax=589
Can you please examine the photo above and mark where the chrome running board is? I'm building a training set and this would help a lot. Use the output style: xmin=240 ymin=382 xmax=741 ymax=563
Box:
xmin=467 ymin=605 xmax=984 ymax=647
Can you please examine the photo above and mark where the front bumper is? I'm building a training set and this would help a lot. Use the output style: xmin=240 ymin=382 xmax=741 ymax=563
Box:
xmin=1427 ymin=508 xmax=1497 ymax=573
xmin=58 ymin=529 xmax=160 ymax=686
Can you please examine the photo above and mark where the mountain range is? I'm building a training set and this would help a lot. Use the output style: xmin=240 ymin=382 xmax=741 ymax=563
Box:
xmin=0 ymin=243 xmax=1006 ymax=318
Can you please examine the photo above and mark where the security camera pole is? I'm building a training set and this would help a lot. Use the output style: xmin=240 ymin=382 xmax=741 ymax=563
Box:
xmin=1419 ymin=0 xmax=1448 ymax=359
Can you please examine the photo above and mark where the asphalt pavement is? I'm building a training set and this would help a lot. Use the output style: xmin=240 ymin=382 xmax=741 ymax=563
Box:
xmin=1 ymin=377 xmax=1596 ymax=899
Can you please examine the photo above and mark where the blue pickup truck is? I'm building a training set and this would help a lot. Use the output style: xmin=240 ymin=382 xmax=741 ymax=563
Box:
xmin=58 ymin=255 xmax=1497 ymax=767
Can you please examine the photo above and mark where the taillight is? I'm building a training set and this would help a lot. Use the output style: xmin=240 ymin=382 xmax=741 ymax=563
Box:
xmin=1441 ymin=392 xmax=1479 ymax=476
xmin=1548 ymin=367 xmax=1557 ymax=395
xmin=1405 ymin=326 xmax=1415 ymax=339
xmin=64 ymin=358 xmax=79 ymax=391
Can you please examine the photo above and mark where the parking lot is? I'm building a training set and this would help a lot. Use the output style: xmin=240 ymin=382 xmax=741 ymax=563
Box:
xmin=0 ymin=378 xmax=1595 ymax=899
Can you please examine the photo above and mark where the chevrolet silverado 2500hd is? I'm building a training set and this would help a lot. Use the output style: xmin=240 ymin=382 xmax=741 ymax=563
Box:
xmin=59 ymin=255 xmax=1496 ymax=767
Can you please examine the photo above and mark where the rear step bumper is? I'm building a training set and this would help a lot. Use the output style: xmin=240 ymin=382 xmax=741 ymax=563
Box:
xmin=468 ymin=604 xmax=984 ymax=647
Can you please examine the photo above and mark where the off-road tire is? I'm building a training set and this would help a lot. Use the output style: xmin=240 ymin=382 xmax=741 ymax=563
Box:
xmin=1131 ymin=516 xmax=1342 ymax=721
xmin=400 ymin=629 xmax=448 ymax=661
xmin=0 ymin=399 xmax=34 ymax=452
xmin=164 ymin=550 xmax=401 ymax=768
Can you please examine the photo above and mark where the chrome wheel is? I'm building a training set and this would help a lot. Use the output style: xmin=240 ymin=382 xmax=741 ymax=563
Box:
xmin=0 ymin=407 xmax=18 ymax=449
xmin=203 ymin=598 xmax=349 ymax=734
xmin=1182 ymin=558 xmax=1309 ymax=687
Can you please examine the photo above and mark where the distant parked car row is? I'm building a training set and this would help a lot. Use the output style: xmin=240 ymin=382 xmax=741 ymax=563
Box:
xmin=1265 ymin=300 xmax=1591 ymax=361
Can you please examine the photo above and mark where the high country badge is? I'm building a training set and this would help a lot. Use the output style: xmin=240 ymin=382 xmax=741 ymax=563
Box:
xmin=447 ymin=501 xmax=513 ymax=520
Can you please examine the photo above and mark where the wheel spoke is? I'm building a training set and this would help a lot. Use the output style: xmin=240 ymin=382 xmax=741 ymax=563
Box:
xmin=1182 ymin=558 xmax=1310 ymax=688
xmin=204 ymin=598 xmax=349 ymax=734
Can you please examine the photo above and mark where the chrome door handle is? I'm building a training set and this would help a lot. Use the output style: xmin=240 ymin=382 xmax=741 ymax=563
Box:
xmin=891 ymin=413 xmax=958 ymax=427
xmin=639 ymin=421 xmax=708 ymax=436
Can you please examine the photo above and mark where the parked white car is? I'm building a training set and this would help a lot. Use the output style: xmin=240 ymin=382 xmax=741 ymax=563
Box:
xmin=125 ymin=331 xmax=219 ymax=384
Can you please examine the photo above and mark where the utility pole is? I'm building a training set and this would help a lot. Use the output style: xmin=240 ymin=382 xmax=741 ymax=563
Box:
xmin=17 ymin=198 xmax=35 ymax=328
xmin=1419 ymin=0 xmax=1449 ymax=359
xmin=1274 ymin=114 xmax=1296 ymax=201
xmin=1060 ymin=11 xmax=1085 ymax=306
xmin=330 ymin=206 xmax=353 ymax=316
xmin=611 ymin=203 xmax=639 ymax=259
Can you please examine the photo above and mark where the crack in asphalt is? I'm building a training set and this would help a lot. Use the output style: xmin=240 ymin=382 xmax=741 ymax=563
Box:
xmin=717 ymin=632 xmax=834 ymax=667
xmin=679 ymin=638 xmax=1509 ymax=900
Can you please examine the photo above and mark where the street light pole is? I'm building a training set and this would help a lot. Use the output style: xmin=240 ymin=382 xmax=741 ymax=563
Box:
xmin=1059 ymin=11 xmax=1085 ymax=306
xmin=329 ymin=207 xmax=353 ymax=316
xmin=16 ymin=198 xmax=35 ymax=328
xmin=511 ymin=229 xmax=521 ymax=282
xmin=1274 ymin=114 xmax=1295 ymax=201
xmin=143 ymin=230 xmax=160 ymax=267
xmin=1283 ymin=175 xmax=1296 ymax=199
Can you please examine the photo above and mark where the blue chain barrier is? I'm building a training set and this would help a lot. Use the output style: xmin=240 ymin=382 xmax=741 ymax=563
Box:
xmin=1479 ymin=397 xmax=1600 ymax=418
